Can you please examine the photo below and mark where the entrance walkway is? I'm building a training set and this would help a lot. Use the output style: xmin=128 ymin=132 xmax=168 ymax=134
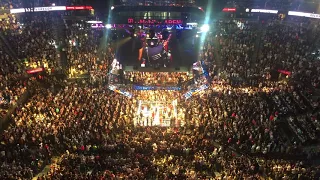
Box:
xmin=32 ymin=156 xmax=61 ymax=180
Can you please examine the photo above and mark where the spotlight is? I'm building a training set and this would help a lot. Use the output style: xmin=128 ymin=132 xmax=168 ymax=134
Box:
xmin=111 ymin=6 xmax=114 ymax=10
xmin=200 ymin=24 xmax=210 ymax=32
xmin=196 ymin=34 xmax=199 ymax=38
xmin=106 ymin=24 xmax=112 ymax=29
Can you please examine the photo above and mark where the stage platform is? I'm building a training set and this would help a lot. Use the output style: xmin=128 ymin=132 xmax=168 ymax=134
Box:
xmin=123 ymin=66 xmax=189 ymax=72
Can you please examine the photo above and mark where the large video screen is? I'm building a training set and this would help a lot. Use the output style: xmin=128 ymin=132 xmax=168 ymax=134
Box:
xmin=115 ymin=29 xmax=198 ymax=68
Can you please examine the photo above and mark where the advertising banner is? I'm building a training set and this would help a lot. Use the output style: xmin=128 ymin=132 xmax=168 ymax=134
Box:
xmin=26 ymin=67 xmax=44 ymax=74
xmin=278 ymin=69 xmax=291 ymax=76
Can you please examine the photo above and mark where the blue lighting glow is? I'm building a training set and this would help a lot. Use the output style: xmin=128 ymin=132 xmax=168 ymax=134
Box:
xmin=183 ymin=84 xmax=209 ymax=99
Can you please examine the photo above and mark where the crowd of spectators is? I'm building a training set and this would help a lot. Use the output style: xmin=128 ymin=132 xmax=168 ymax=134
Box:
xmin=216 ymin=20 xmax=258 ymax=84
xmin=1 ymin=80 xmax=318 ymax=179
xmin=66 ymin=21 xmax=112 ymax=81
xmin=0 ymin=9 xmax=69 ymax=119
xmin=0 ymin=84 xmax=135 ymax=179
xmin=0 ymin=13 xmax=28 ymax=119
xmin=133 ymin=90 xmax=180 ymax=102
xmin=1 ymin=6 xmax=320 ymax=180
xmin=184 ymin=82 xmax=320 ymax=156
xmin=196 ymin=16 xmax=320 ymax=151
xmin=260 ymin=18 xmax=320 ymax=89
xmin=0 ymin=0 xmax=19 ymax=9
xmin=125 ymin=71 xmax=189 ymax=86
xmin=8 ymin=13 xmax=58 ymax=71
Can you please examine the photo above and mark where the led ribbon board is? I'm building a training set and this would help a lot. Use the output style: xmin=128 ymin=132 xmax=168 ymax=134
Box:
xmin=222 ymin=8 xmax=236 ymax=12
xmin=288 ymin=11 xmax=320 ymax=19
xmin=66 ymin=6 xmax=93 ymax=10
xmin=10 ymin=6 xmax=93 ymax=14
xmin=10 ymin=6 xmax=66 ymax=13
xmin=251 ymin=9 xmax=278 ymax=14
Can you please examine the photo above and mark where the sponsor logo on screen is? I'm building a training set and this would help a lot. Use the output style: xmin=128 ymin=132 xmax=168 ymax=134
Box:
xmin=128 ymin=18 xmax=183 ymax=24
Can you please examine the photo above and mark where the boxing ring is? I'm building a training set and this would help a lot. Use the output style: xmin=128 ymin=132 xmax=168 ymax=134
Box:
xmin=134 ymin=99 xmax=185 ymax=127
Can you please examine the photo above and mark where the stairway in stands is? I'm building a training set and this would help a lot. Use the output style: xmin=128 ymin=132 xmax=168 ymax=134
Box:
xmin=97 ymin=28 xmax=108 ymax=63
xmin=252 ymin=21 xmax=266 ymax=66
xmin=32 ymin=156 xmax=63 ymax=180
xmin=52 ymin=14 xmax=68 ymax=72
xmin=213 ymin=34 xmax=223 ymax=74
xmin=0 ymin=31 xmax=19 ymax=61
